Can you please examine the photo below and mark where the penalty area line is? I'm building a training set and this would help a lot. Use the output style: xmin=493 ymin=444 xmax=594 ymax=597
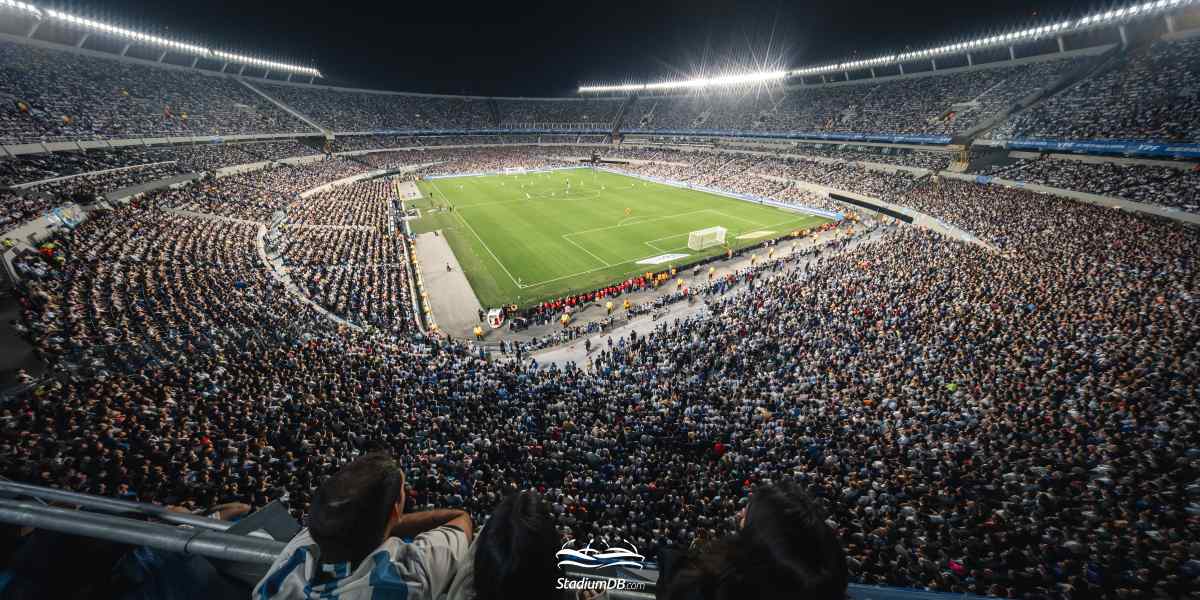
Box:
xmin=429 ymin=179 xmax=526 ymax=289
xmin=561 ymin=234 xmax=613 ymax=268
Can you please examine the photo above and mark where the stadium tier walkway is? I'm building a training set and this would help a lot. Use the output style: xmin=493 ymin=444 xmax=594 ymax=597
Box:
xmin=413 ymin=231 xmax=485 ymax=335
xmin=280 ymin=224 xmax=377 ymax=231
xmin=396 ymin=181 xmax=423 ymax=200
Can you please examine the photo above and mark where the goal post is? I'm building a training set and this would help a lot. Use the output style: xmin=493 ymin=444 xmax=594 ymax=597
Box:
xmin=687 ymin=226 xmax=727 ymax=251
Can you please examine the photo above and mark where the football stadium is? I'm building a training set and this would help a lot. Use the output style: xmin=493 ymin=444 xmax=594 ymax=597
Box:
xmin=0 ymin=0 xmax=1197 ymax=598
xmin=410 ymin=169 xmax=832 ymax=307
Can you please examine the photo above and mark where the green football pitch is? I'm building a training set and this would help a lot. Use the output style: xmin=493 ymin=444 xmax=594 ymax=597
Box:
xmin=408 ymin=169 xmax=833 ymax=308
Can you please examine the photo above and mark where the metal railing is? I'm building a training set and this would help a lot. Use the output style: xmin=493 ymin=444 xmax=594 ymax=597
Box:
xmin=0 ymin=480 xmax=993 ymax=599
xmin=0 ymin=498 xmax=283 ymax=565
xmin=0 ymin=480 xmax=233 ymax=531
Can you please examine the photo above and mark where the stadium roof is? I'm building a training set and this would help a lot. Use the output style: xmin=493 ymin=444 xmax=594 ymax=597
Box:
xmin=579 ymin=0 xmax=1197 ymax=93
xmin=4 ymin=1 xmax=320 ymax=77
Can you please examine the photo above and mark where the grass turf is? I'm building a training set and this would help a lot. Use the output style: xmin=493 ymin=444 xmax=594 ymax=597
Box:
xmin=408 ymin=168 xmax=832 ymax=308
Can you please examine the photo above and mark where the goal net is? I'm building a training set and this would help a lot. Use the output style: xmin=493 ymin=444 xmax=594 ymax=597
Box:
xmin=687 ymin=226 xmax=727 ymax=251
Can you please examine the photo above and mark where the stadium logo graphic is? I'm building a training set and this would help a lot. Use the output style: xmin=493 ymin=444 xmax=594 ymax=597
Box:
xmin=555 ymin=538 xmax=646 ymax=570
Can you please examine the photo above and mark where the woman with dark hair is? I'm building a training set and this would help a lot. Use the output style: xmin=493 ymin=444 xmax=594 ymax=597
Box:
xmin=658 ymin=480 xmax=848 ymax=600
xmin=447 ymin=490 xmax=567 ymax=600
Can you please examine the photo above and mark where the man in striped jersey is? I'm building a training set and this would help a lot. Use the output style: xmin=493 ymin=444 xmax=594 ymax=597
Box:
xmin=253 ymin=453 xmax=473 ymax=600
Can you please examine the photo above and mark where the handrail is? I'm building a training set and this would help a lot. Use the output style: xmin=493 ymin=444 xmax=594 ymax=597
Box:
xmin=0 ymin=479 xmax=233 ymax=531
xmin=0 ymin=483 xmax=994 ymax=598
xmin=0 ymin=498 xmax=284 ymax=564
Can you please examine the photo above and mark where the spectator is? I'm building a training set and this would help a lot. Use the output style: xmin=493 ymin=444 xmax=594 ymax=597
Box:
xmin=659 ymin=481 xmax=847 ymax=600
xmin=254 ymin=453 xmax=473 ymax=600
xmin=448 ymin=490 xmax=564 ymax=600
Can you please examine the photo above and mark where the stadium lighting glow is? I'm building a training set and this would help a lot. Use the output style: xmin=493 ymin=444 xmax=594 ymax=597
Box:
xmin=8 ymin=3 xmax=322 ymax=77
xmin=782 ymin=0 xmax=1198 ymax=79
xmin=579 ymin=70 xmax=789 ymax=94
xmin=581 ymin=0 xmax=1195 ymax=93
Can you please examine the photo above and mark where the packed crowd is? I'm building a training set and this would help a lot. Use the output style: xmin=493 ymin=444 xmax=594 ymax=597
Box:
xmin=792 ymin=143 xmax=953 ymax=170
xmin=990 ymin=38 xmax=1200 ymax=142
xmin=0 ymin=40 xmax=311 ymax=142
xmin=291 ymin=265 xmax=415 ymax=333
xmin=173 ymin=140 xmax=322 ymax=171
xmin=0 ymin=140 xmax=335 ymax=231
xmin=494 ymin=97 xmax=623 ymax=125
xmin=284 ymin=179 xmax=396 ymax=229
xmin=257 ymin=84 xmax=494 ymax=132
xmin=0 ymin=189 xmax=57 ymax=230
xmin=626 ymin=56 xmax=1085 ymax=137
xmin=979 ymin=157 xmax=1200 ymax=213
xmin=21 ymin=161 xmax=182 ymax=203
xmin=3 ymin=146 xmax=1199 ymax=600
xmin=1 ymin=31 xmax=1195 ymax=155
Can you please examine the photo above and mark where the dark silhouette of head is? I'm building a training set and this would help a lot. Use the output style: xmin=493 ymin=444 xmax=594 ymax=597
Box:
xmin=307 ymin=453 xmax=406 ymax=569
xmin=473 ymin=490 xmax=563 ymax=600
xmin=661 ymin=480 xmax=847 ymax=600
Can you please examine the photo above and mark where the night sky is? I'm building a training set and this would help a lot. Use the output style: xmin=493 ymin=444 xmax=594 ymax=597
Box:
xmin=71 ymin=0 xmax=1092 ymax=96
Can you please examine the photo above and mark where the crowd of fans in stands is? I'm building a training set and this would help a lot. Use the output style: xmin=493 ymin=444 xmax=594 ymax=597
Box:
xmin=790 ymin=144 xmax=952 ymax=170
xmin=257 ymin=83 xmax=495 ymax=132
xmin=990 ymin=37 xmax=1200 ymax=142
xmin=0 ymin=32 xmax=1195 ymax=148
xmin=494 ymin=97 xmax=623 ymax=125
xmin=2 ymin=22 xmax=1200 ymax=595
xmin=629 ymin=56 xmax=1084 ymax=137
xmin=0 ymin=40 xmax=311 ymax=142
xmin=5 ymin=147 xmax=1197 ymax=599
xmin=978 ymin=157 xmax=1200 ymax=213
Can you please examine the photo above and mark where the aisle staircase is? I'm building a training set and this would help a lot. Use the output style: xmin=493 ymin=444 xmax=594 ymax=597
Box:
xmin=487 ymin=99 xmax=502 ymax=127
xmin=611 ymin=95 xmax=638 ymax=140
xmin=956 ymin=43 xmax=1124 ymax=145
xmin=235 ymin=77 xmax=331 ymax=138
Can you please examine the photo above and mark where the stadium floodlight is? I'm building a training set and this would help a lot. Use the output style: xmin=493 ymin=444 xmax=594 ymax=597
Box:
xmin=0 ymin=0 xmax=40 ymax=16
xmin=579 ymin=69 xmax=788 ymax=94
xmin=21 ymin=4 xmax=322 ymax=78
xmin=767 ymin=0 xmax=1200 ymax=82
xmin=580 ymin=0 xmax=1197 ymax=92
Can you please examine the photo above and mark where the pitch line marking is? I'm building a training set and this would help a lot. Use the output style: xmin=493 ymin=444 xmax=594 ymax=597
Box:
xmin=520 ymin=217 xmax=832 ymax=289
xmin=711 ymin=210 xmax=769 ymax=228
xmin=563 ymin=209 xmax=715 ymax=238
xmin=560 ymin=234 xmax=613 ymax=268
xmin=429 ymin=179 xmax=525 ymax=289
